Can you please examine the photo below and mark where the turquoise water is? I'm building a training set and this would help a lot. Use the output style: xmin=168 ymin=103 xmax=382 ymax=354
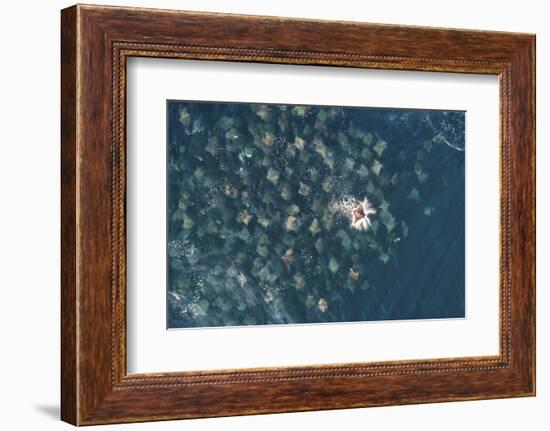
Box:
xmin=167 ymin=101 xmax=465 ymax=328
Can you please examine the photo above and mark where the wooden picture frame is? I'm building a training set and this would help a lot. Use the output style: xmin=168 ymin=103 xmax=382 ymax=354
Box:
xmin=61 ymin=4 xmax=536 ymax=425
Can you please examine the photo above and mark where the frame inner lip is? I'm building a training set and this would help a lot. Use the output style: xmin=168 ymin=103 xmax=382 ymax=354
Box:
xmin=115 ymin=45 xmax=511 ymax=384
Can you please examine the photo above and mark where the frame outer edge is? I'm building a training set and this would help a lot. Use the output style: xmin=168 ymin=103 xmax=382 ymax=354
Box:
xmin=505 ymin=34 xmax=536 ymax=396
xmin=61 ymin=4 xmax=80 ymax=426
xmin=531 ymin=34 xmax=536 ymax=396
xmin=526 ymin=35 xmax=536 ymax=396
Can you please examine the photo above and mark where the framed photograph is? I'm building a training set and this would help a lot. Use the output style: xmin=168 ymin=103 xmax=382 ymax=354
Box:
xmin=61 ymin=4 xmax=536 ymax=425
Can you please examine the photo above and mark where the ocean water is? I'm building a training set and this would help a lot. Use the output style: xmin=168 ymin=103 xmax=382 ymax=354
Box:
xmin=167 ymin=100 xmax=465 ymax=329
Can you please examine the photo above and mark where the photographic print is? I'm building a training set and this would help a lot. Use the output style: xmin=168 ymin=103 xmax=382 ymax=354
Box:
xmin=167 ymin=100 xmax=465 ymax=329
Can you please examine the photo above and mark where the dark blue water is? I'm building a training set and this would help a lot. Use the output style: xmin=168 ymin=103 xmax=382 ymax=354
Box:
xmin=167 ymin=101 xmax=465 ymax=328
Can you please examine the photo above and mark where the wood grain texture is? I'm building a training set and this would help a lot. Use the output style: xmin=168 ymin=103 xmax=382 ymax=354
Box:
xmin=60 ymin=4 xmax=536 ymax=425
xmin=60 ymin=5 xmax=78 ymax=425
